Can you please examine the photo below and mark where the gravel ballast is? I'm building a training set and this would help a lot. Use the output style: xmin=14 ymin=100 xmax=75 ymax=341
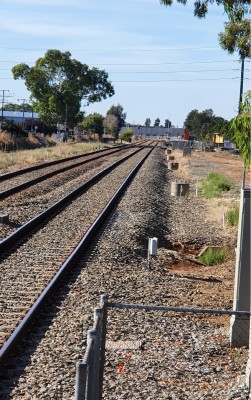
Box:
xmin=1 ymin=146 xmax=249 ymax=399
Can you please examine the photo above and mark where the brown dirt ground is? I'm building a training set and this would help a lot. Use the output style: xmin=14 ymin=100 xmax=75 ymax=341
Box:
xmin=162 ymin=149 xmax=250 ymax=314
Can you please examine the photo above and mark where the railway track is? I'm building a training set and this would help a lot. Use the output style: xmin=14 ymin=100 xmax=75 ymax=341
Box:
xmin=0 ymin=144 xmax=140 ymax=199
xmin=0 ymin=142 xmax=156 ymax=370
xmin=0 ymin=143 xmax=248 ymax=399
xmin=0 ymin=143 xmax=155 ymax=241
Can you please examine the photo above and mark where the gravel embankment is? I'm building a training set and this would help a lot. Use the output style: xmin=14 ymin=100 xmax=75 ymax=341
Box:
xmin=1 ymin=147 xmax=249 ymax=399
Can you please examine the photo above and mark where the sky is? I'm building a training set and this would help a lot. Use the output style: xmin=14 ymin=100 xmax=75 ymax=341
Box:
xmin=0 ymin=0 xmax=250 ymax=128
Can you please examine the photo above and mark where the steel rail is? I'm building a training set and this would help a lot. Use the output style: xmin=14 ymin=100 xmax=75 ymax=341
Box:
xmin=0 ymin=139 xmax=149 ymax=182
xmin=0 ymin=145 xmax=149 ymax=251
xmin=0 ymin=145 xmax=155 ymax=367
xmin=0 ymin=146 xmax=136 ymax=200
xmin=0 ymin=145 xmax=128 ymax=182
xmin=107 ymin=302 xmax=251 ymax=316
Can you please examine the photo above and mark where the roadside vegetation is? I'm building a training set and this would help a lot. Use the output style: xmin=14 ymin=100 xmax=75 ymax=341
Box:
xmin=198 ymin=247 xmax=227 ymax=266
xmin=0 ymin=134 xmax=103 ymax=170
xmin=226 ymin=208 xmax=239 ymax=227
xmin=119 ymin=128 xmax=133 ymax=142
xmin=201 ymin=172 xmax=233 ymax=199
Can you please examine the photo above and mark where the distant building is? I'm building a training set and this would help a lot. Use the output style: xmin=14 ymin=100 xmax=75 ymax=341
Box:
xmin=1 ymin=110 xmax=40 ymax=124
xmin=119 ymin=126 xmax=184 ymax=139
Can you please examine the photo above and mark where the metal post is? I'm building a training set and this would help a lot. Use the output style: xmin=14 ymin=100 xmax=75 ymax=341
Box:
xmin=65 ymin=103 xmax=68 ymax=140
xmin=75 ymin=361 xmax=87 ymax=400
xmin=147 ymin=238 xmax=151 ymax=269
xmin=238 ymin=58 xmax=245 ymax=115
xmin=93 ymin=308 xmax=103 ymax=399
xmin=0 ymin=90 xmax=10 ymax=130
xmin=17 ymin=98 xmax=27 ymax=129
xmin=230 ymin=188 xmax=251 ymax=347
xmin=195 ymin=180 xmax=198 ymax=196
xmin=86 ymin=329 xmax=97 ymax=400
xmin=31 ymin=106 xmax=34 ymax=133
xmin=99 ymin=295 xmax=108 ymax=400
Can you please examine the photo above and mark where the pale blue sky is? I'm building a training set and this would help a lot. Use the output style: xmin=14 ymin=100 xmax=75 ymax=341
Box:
xmin=0 ymin=0 xmax=250 ymax=127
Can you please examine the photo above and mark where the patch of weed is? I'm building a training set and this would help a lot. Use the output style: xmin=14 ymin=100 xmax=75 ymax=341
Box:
xmin=226 ymin=208 xmax=239 ymax=227
xmin=201 ymin=172 xmax=233 ymax=199
xmin=198 ymin=247 xmax=227 ymax=266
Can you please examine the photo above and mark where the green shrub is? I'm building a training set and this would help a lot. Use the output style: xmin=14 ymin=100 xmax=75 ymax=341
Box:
xmin=1 ymin=119 xmax=28 ymax=138
xmin=198 ymin=247 xmax=227 ymax=266
xmin=119 ymin=129 xmax=133 ymax=142
xmin=201 ymin=172 xmax=232 ymax=199
xmin=226 ymin=208 xmax=239 ymax=227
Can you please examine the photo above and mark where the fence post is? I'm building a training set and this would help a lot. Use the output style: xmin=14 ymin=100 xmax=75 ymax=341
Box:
xmin=230 ymin=188 xmax=250 ymax=347
xmin=75 ymin=361 xmax=87 ymax=400
xmin=99 ymin=294 xmax=108 ymax=400
xmin=86 ymin=329 xmax=97 ymax=400
xmin=93 ymin=307 xmax=103 ymax=399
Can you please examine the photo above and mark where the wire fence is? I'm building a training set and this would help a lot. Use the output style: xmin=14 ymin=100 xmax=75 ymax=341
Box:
xmin=75 ymin=295 xmax=251 ymax=400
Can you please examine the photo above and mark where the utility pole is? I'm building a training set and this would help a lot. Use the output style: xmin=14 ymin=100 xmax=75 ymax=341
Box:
xmin=0 ymin=90 xmax=11 ymax=130
xmin=17 ymin=98 xmax=27 ymax=129
xmin=238 ymin=58 xmax=245 ymax=114
xmin=64 ymin=103 xmax=68 ymax=141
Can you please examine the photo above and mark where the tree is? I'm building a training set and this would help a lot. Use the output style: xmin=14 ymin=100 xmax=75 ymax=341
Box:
xmin=12 ymin=49 xmax=114 ymax=129
xmin=228 ymin=91 xmax=250 ymax=168
xmin=184 ymin=109 xmax=228 ymax=140
xmin=218 ymin=18 xmax=251 ymax=112
xmin=144 ymin=118 xmax=151 ymax=127
xmin=164 ymin=119 xmax=172 ymax=128
xmin=154 ymin=118 xmax=160 ymax=126
xmin=119 ymin=128 xmax=133 ymax=142
xmin=159 ymin=1 xmax=250 ymax=18
xmin=219 ymin=19 xmax=250 ymax=58
xmin=81 ymin=113 xmax=104 ymax=139
xmin=103 ymin=114 xmax=119 ymax=137
xmin=1 ymin=119 xmax=29 ymax=139
xmin=106 ymin=104 xmax=126 ymax=138
xmin=3 ymin=102 xmax=32 ymax=112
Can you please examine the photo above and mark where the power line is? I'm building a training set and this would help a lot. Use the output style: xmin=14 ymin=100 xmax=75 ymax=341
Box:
xmin=0 ymin=46 xmax=219 ymax=52
xmin=2 ymin=68 xmax=249 ymax=73
xmin=92 ymin=60 xmax=247 ymax=66
xmin=108 ymin=68 xmax=249 ymax=74
xmin=1 ymin=76 xmax=249 ymax=82
xmin=0 ymin=59 xmax=246 ymax=65
xmin=110 ymin=77 xmax=247 ymax=82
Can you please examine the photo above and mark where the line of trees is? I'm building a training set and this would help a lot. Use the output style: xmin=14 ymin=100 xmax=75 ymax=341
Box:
xmin=144 ymin=118 xmax=172 ymax=127
xmin=77 ymin=103 xmax=126 ymax=139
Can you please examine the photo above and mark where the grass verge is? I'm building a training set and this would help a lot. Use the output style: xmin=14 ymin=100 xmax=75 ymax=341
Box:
xmin=201 ymin=172 xmax=233 ymax=199
xmin=225 ymin=208 xmax=239 ymax=227
xmin=0 ymin=138 xmax=104 ymax=169
xmin=198 ymin=247 xmax=227 ymax=266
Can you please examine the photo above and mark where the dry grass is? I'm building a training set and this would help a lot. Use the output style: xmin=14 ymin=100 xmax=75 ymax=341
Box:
xmin=0 ymin=132 xmax=105 ymax=171
xmin=170 ymin=149 xmax=241 ymax=234
xmin=170 ymin=150 xmax=192 ymax=179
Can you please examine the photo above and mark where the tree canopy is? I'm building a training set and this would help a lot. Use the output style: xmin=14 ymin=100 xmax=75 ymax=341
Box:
xmin=81 ymin=113 xmax=104 ymax=139
xmin=3 ymin=102 xmax=33 ymax=112
xmin=228 ymin=90 xmax=251 ymax=168
xmin=119 ymin=128 xmax=133 ymax=142
xmin=106 ymin=104 xmax=126 ymax=137
xmin=12 ymin=49 xmax=114 ymax=128
xmin=218 ymin=18 xmax=251 ymax=59
xmin=154 ymin=118 xmax=160 ymax=126
xmin=159 ymin=1 xmax=250 ymax=18
xmin=164 ymin=119 xmax=172 ymax=128
xmin=184 ymin=109 xmax=228 ymax=139
xmin=103 ymin=114 xmax=119 ymax=137
xmin=144 ymin=118 xmax=151 ymax=127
